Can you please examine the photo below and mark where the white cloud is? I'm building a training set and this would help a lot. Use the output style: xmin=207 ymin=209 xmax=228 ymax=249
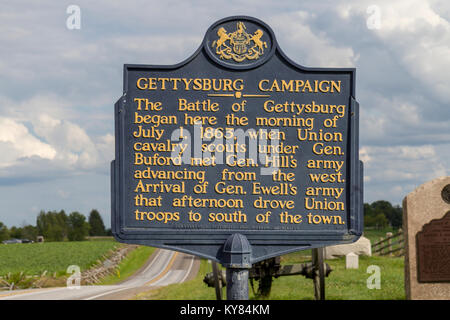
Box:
xmin=32 ymin=114 xmax=100 ymax=169
xmin=0 ymin=112 xmax=112 ymax=180
xmin=95 ymin=133 xmax=115 ymax=164
xmin=378 ymin=1 xmax=445 ymax=31
xmin=341 ymin=0 xmax=450 ymax=105
xmin=380 ymin=3 xmax=450 ymax=104
xmin=0 ymin=117 xmax=56 ymax=168
xmin=359 ymin=147 xmax=371 ymax=163
xmin=270 ymin=11 xmax=359 ymax=67
xmin=361 ymin=144 xmax=447 ymax=183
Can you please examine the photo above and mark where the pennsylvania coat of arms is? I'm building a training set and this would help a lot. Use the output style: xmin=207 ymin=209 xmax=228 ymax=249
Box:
xmin=212 ymin=21 xmax=267 ymax=62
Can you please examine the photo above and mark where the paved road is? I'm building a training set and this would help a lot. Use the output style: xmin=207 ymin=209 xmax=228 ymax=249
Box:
xmin=0 ymin=249 xmax=199 ymax=300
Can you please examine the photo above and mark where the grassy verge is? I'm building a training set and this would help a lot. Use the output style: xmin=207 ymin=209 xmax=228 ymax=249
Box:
xmin=98 ymin=246 xmax=155 ymax=285
xmin=135 ymin=252 xmax=405 ymax=300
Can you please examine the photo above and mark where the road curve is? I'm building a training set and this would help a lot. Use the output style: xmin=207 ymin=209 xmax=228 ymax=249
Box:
xmin=0 ymin=249 xmax=199 ymax=300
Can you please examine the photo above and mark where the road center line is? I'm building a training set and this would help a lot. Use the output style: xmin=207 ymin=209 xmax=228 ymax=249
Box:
xmin=144 ymin=252 xmax=179 ymax=286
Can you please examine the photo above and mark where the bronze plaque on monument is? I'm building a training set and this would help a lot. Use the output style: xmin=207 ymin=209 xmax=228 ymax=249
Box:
xmin=416 ymin=211 xmax=450 ymax=283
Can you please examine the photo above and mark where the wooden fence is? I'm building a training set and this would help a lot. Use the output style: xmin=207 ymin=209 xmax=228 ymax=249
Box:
xmin=372 ymin=230 xmax=404 ymax=256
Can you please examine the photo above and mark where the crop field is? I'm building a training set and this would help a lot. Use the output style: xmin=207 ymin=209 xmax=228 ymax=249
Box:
xmin=0 ymin=240 xmax=120 ymax=276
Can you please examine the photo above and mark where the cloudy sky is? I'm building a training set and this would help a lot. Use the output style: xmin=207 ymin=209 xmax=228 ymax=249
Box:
xmin=0 ymin=0 xmax=448 ymax=227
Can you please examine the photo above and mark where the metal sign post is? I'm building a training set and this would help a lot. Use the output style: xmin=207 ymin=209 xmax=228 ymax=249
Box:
xmin=312 ymin=248 xmax=325 ymax=300
xmin=211 ymin=261 xmax=223 ymax=300
xmin=221 ymin=234 xmax=251 ymax=300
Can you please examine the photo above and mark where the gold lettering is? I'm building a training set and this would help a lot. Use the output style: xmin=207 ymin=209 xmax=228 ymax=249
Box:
xmin=258 ymin=79 xmax=269 ymax=91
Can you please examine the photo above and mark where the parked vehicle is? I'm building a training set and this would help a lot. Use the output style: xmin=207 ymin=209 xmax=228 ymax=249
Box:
xmin=1 ymin=238 xmax=34 ymax=244
xmin=2 ymin=238 xmax=22 ymax=244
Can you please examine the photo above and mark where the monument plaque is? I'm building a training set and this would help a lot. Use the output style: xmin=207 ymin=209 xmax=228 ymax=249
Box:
xmin=416 ymin=212 xmax=450 ymax=283
xmin=111 ymin=16 xmax=363 ymax=266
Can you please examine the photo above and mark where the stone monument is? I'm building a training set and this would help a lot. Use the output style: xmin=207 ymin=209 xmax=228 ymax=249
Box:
xmin=345 ymin=252 xmax=359 ymax=269
xmin=403 ymin=176 xmax=450 ymax=300
xmin=324 ymin=236 xmax=371 ymax=259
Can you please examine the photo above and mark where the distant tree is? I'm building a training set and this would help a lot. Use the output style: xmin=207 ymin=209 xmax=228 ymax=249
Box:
xmin=67 ymin=212 xmax=89 ymax=241
xmin=36 ymin=210 xmax=69 ymax=241
xmin=55 ymin=210 xmax=69 ymax=239
xmin=88 ymin=210 xmax=106 ymax=236
xmin=370 ymin=200 xmax=393 ymax=214
xmin=373 ymin=213 xmax=389 ymax=230
xmin=390 ymin=205 xmax=403 ymax=229
xmin=36 ymin=211 xmax=46 ymax=235
xmin=364 ymin=203 xmax=374 ymax=216
xmin=9 ymin=226 xmax=23 ymax=239
xmin=364 ymin=200 xmax=403 ymax=229
xmin=364 ymin=214 xmax=375 ymax=228
xmin=105 ymin=228 xmax=113 ymax=236
xmin=372 ymin=200 xmax=403 ymax=229
xmin=364 ymin=203 xmax=375 ymax=227
xmin=0 ymin=222 xmax=9 ymax=242
xmin=21 ymin=225 xmax=38 ymax=241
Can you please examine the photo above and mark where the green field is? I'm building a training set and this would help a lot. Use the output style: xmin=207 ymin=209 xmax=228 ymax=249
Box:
xmin=0 ymin=240 xmax=120 ymax=276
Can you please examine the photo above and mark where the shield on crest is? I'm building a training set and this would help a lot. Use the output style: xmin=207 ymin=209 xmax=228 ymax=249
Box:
xmin=233 ymin=33 xmax=248 ymax=55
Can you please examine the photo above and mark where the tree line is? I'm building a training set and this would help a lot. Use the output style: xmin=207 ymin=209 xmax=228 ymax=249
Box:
xmin=0 ymin=209 xmax=110 ymax=242
xmin=364 ymin=200 xmax=402 ymax=230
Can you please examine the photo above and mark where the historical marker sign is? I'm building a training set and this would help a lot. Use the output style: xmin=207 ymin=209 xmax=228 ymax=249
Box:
xmin=417 ymin=211 xmax=450 ymax=283
xmin=111 ymin=16 xmax=363 ymax=265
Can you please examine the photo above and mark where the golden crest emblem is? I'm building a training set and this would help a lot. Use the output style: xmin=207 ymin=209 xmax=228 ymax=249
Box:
xmin=212 ymin=22 xmax=267 ymax=62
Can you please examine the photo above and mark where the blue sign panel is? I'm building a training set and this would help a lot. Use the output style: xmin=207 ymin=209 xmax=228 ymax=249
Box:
xmin=111 ymin=16 xmax=363 ymax=264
